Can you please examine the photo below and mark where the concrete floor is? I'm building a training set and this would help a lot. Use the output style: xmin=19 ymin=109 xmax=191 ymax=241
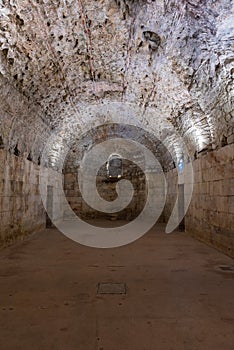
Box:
xmin=0 ymin=222 xmax=234 ymax=350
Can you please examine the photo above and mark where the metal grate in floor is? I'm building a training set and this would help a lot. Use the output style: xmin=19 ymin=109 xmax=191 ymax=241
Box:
xmin=97 ymin=282 xmax=126 ymax=295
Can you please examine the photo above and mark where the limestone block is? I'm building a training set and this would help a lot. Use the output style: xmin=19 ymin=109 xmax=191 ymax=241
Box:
xmin=227 ymin=196 xmax=234 ymax=214
xmin=211 ymin=181 xmax=223 ymax=196
xmin=222 ymin=178 xmax=234 ymax=196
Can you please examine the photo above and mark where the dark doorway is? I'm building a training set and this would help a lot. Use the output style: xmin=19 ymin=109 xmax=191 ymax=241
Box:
xmin=107 ymin=154 xmax=122 ymax=179
xmin=178 ymin=184 xmax=185 ymax=231
xmin=46 ymin=185 xmax=53 ymax=228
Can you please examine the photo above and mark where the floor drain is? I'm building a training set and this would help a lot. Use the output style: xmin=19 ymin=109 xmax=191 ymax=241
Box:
xmin=216 ymin=265 xmax=234 ymax=273
xmin=97 ymin=283 xmax=126 ymax=295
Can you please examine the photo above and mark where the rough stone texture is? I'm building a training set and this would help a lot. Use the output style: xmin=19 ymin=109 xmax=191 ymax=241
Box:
xmin=0 ymin=75 xmax=50 ymax=162
xmin=0 ymin=149 xmax=63 ymax=246
xmin=64 ymin=123 xmax=174 ymax=172
xmin=0 ymin=0 xmax=233 ymax=165
xmin=164 ymin=144 xmax=234 ymax=258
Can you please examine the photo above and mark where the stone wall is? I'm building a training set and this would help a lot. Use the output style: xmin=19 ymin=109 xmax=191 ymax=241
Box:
xmin=164 ymin=144 xmax=234 ymax=258
xmin=0 ymin=149 xmax=63 ymax=247
xmin=186 ymin=144 xmax=234 ymax=258
xmin=64 ymin=159 xmax=147 ymax=221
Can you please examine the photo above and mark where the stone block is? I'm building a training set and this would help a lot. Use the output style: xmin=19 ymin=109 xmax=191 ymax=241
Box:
xmin=222 ymin=178 xmax=234 ymax=196
xmin=227 ymin=196 xmax=234 ymax=214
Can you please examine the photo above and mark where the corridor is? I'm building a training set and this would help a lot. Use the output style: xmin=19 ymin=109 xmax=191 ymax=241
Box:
xmin=0 ymin=0 xmax=234 ymax=348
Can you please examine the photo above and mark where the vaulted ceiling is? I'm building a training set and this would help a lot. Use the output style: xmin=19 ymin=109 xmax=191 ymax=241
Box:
xmin=0 ymin=0 xmax=233 ymax=167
